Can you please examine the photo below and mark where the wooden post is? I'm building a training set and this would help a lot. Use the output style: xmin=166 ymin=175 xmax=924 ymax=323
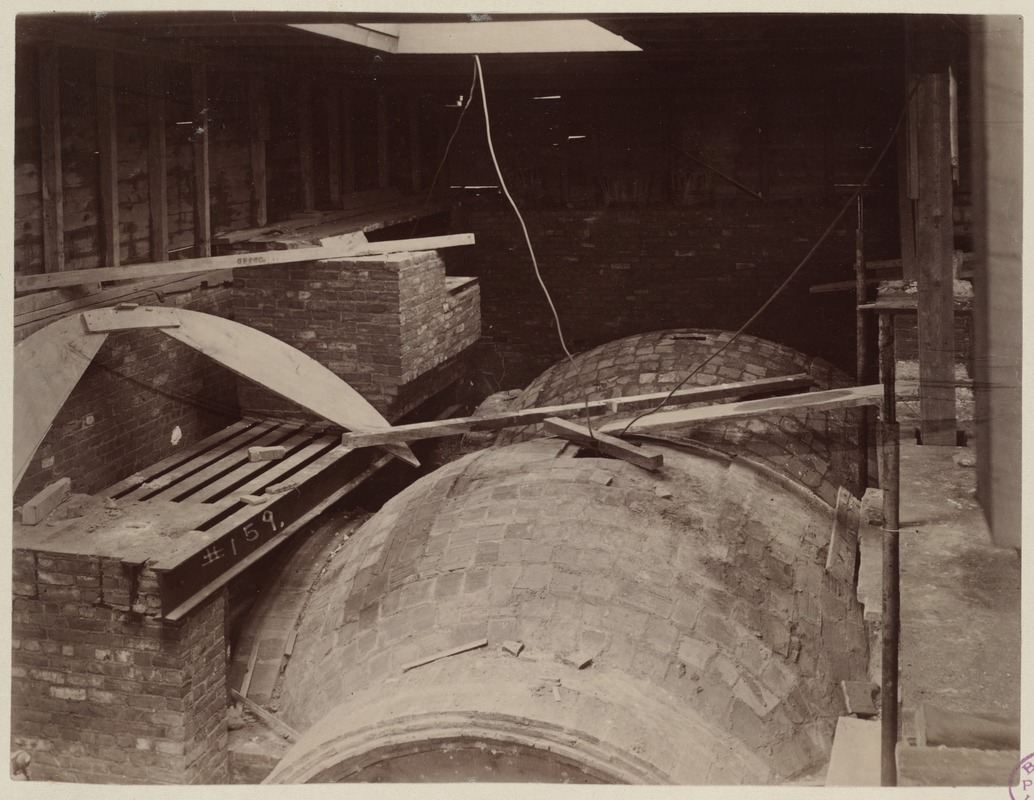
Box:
xmin=915 ymin=72 xmax=955 ymax=445
xmin=147 ymin=61 xmax=169 ymax=262
xmin=96 ymin=50 xmax=120 ymax=269
xmin=408 ymin=96 xmax=422 ymax=193
xmin=248 ymin=75 xmax=268 ymax=227
xmin=879 ymin=312 xmax=897 ymax=424
xmin=38 ymin=42 xmax=65 ymax=274
xmin=855 ymin=196 xmax=869 ymax=491
xmin=879 ymin=420 xmax=900 ymax=787
xmin=297 ymin=80 xmax=315 ymax=210
xmin=191 ymin=63 xmax=211 ymax=257
xmin=377 ymin=92 xmax=390 ymax=189
xmin=326 ymin=83 xmax=342 ymax=208
xmin=341 ymin=89 xmax=356 ymax=194
xmin=897 ymin=124 xmax=918 ymax=282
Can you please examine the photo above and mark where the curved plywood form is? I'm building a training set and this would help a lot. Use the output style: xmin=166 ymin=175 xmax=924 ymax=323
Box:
xmin=156 ymin=308 xmax=416 ymax=466
xmin=14 ymin=315 xmax=109 ymax=488
xmin=14 ymin=307 xmax=416 ymax=491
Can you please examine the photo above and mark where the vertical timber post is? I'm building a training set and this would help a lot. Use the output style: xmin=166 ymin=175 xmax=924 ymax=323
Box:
xmin=878 ymin=311 xmax=901 ymax=786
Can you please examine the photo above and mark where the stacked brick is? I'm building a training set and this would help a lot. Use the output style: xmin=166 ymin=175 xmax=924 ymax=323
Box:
xmin=450 ymin=199 xmax=862 ymax=389
xmin=11 ymin=551 xmax=228 ymax=783
xmin=15 ymin=286 xmax=239 ymax=506
xmin=498 ymin=328 xmax=863 ymax=505
xmin=269 ymin=440 xmax=867 ymax=783
xmin=233 ymin=250 xmax=480 ymax=422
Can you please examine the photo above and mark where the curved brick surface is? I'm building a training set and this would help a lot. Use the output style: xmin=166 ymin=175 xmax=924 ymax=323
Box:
xmin=497 ymin=328 xmax=863 ymax=505
xmin=268 ymin=440 xmax=867 ymax=784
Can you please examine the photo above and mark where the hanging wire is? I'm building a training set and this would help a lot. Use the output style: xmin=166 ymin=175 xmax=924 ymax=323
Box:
xmin=474 ymin=54 xmax=597 ymax=442
xmin=617 ymin=85 xmax=918 ymax=438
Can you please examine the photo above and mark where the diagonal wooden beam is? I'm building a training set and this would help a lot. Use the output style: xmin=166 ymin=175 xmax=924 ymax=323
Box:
xmin=543 ymin=417 xmax=663 ymax=472
xmin=339 ymin=374 xmax=816 ymax=447
xmin=600 ymin=382 xmax=919 ymax=435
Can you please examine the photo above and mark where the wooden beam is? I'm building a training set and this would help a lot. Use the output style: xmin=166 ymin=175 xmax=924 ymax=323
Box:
xmin=340 ymin=374 xmax=816 ymax=447
xmin=341 ymin=90 xmax=356 ymax=194
xmin=15 ymin=240 xmax=401 ymax=292
xmin=96 ymin=50 xmax=120 ymax=269
xmin=915 ymin=72 xmax=956 ymax=445
xmin=147 ymin=61 xmax=168 ymax=262
xmin=82 ymin=306 xmax=181 ymax=333
xmin=599 ymin=383 xmax=917 ymax=435
xmin=298 ymin=81 xmax=315 ymax=210
xmin=318 ymin=232 xmax=474 ymax=256
xmin=191 ymin=63 xmax=211 ymax=257
xmin=326 ymin=82 xmax=342 ymax=208
xmin=543 ymin=417 xmax=664 ymax=472
xmin=38 ymin=42 xmax=65 ymax=274
xmin=377 ymin=92 xmax=390 ymax=189
xmin=248 ymin=75 xmax=268 ymax=227
xmin=228 ymin=689 xmax=299 ymax=742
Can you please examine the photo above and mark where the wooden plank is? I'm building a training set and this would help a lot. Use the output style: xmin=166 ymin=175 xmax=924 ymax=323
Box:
xmin=228 ymin=689 xmax=299 ymax=742
xmin=149 ymin=423 xmax=291 ymax=502
xmin=225 ymin=438 xmax=338 ymax=500
xmin=401 ymin=638 xmax=489 ymax=673
xmin=326 ymin=82 xmax=342 ymax=208
xmin=15 ymin=240 xmax=387 ymax=292
xmin=915 ymin=72 xmax=956 ymax=445
xmin=825 ymin=486 xmax=861 ymax=583
xmin=599 ymin=383 xmax=913 ymax=436
xmin=826 ymin=717 xmax=881 ymax=786
xmin=319 ymin=233 xmax=474 ymax=257
xmin=81 ymin=306 xmax=181 ymax=333
xmin=377 ymin=92 xmax=390 ymax=189
xmin=897 ymin=127 xmax=918 ymax=282
xmin=15 ymin=271 xmax=233 ymax=331
xmin=21 ymin=478 xmax=72 ymax=525
xmin=38 ymin=42 xmax=65 ymax=274
xmin=248 ymin=75 xmax=268 ymax=227
xmin=543 ymin=417 xmax=664 ymax=472
xmin=298 ymin=81 xmax=315 ymax=210
xmin=342 ymin=374 xmax=816 ymax=447
xmin=14 ymin=316 xmax=109 ymax=488
xmin=96 ymin=50 xmax=120 ymax=269
xmin=191 ymin=63 xmax=211 ymax=257
xmin=156 ymin=309 xmax=418 ymax=467
xmin=147 ymin=61 xmax=169 ymax=262
xmin=105 ymin=420 xmax=258 ymax=497
xmin=122 ymin=421 xmax=281 ymax=502
xmin=189 ymin=431 xmax=314 ymax=504
xmin=914 ymin=703 xmax=1020 ymax=750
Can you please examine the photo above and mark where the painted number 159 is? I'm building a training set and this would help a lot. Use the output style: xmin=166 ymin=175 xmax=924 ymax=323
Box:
xmin=243 ymin=510 xmax=281 ymax=541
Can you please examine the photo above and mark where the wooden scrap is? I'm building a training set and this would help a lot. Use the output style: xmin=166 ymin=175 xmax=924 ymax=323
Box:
xmin=400 ymin=638 xmax=489 ymax=673
xmin=543 ymin=418 xmax=664 ymax=472
xmin=825 ymin=486 xmax=861 ymax=583
xmin=552 ymin=685 xmax=563 ymax=703
xmin=264 ymin=481 xmax=297 ymax=496
xmin=21 ymin=477 xmax=72 ymax=525
xmin=238 ymin=494 xmax=269 ymax=506
xmin=561 ymin=653 xmax=594 ymax=670
xmin=501 ymin=640 xmax=525 ymax=657
xmin=841 ymin=680 xmax=879 ymax=717
xmin=228 ymin=689 xmax=299 ymax=742
xmin=248 ymin=445 xmax=287 ymax=463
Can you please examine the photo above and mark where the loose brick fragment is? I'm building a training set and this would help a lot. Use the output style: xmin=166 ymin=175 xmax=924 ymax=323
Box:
xmin=248 ymin=446 xmax=287 ymax=463
xmin=501 ymin=640 xmax=524 ymax=657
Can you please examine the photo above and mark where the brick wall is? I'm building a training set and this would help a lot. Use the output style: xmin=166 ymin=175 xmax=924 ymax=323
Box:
xmin=234 ymin=251 xmax=480 ymax=422
xmin=450 ymin=199 xmax=870 ymax=391
xmin=11 ymin=551 xmax=228 ymax=783
xmin=15 ymin=287 xmax=240 ymax=506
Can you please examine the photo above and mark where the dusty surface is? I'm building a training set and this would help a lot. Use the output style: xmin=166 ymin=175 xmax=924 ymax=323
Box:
xmin=898 ymin=440 xmax=1021 ymax=724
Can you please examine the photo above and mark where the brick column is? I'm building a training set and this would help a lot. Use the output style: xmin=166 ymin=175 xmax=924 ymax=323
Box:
xmin=11 ymin=550 xmax=228 ymax=783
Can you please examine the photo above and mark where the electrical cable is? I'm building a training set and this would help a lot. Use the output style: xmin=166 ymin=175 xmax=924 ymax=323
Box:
xmin=617 ymin=87 xmax=916 ymax=438
xmin=474 ymin=54 xmax=597 ymax=442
